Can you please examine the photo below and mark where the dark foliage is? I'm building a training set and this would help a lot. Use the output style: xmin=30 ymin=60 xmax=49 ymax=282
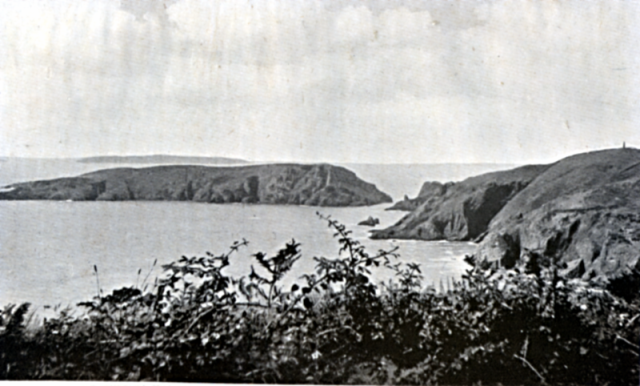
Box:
xmin=1 ymin=213 xmax=638 ymax=384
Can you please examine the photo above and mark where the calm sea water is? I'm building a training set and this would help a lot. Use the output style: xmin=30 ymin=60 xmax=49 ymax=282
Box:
xmin=0 ymin=160 xmax=515 ymax=312
xmin=0 ymin=201 xmax=476 ymax=310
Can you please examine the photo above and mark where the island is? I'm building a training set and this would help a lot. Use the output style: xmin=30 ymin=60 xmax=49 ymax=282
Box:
xmin=0 ymin=163 xmax=392 ymax=207
xmin=77 ymin=155 xmax=248 ymax=165
xmin=372 ymin=148 xmax=640 ymax=282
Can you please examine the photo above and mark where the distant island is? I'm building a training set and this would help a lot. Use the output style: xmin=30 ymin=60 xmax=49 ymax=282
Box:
xmin=0 ymin=163 xmax=392 ymax=207
xmin=77 ymin=155 xmax=249 ymax=165
xmin=373 ymin=148 xmax=640 ymax=282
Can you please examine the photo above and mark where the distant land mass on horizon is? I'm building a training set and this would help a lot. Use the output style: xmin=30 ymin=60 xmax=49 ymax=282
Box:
xmin=78 ymin=155 xmax=249 ymax=165
xmin=0 ymin=156 xmax=517 ymax=167
xmin=0 ymin=156 xmax=520 ymax=198
xmin=0 ymin=163 xmax=393 ymax=207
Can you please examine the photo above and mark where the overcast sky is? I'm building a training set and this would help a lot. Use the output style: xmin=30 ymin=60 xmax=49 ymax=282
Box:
xmin=0 ymin=0 xmax=638 ymax=164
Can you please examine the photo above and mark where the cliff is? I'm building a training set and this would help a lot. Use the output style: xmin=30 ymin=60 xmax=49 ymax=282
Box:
xmin=475 ymin=148 xmax=640 ymax=282
xmin=371 ymin=164 xmax=548 ymax=240
xmin=373 ymin=148 xmax=640 ymax=282
xmin=385 ymin=181 xmax=452 ymax=211
xmin=0 ymin=164 xmax=392 ymax=207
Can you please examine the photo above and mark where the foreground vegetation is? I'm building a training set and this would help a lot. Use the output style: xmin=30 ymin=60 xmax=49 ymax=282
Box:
xmin=1 ymin=214 xmax=639 ymax=384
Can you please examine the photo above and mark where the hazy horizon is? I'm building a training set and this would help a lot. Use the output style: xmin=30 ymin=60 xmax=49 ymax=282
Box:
xmin=0 ymin=153 xmax=519 ymax=166
xmin=2 ymin=144 xmax=636 ymax=166
xmin=1 ymin=1 xmax=638 ymax=165
xmin=0 ymin=156 xmax=522 ymax=199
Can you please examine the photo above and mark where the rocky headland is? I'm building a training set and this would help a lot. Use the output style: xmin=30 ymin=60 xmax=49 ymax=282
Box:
xmin=475 ymin=148 xmax=640 ymax=281
xmin=385 ymin=181 xmax=454 ymax=211
xmin=372 ymin=164 xmax=548 ymax=240
xmin=373 ymin=148 xmax=640 ymax=282
xmin=0 ymin=164 xmax=392 ymax=207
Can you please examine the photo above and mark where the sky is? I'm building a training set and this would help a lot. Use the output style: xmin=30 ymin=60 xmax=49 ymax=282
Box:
xmin=0 ymin=0 xmax=638 ymax=164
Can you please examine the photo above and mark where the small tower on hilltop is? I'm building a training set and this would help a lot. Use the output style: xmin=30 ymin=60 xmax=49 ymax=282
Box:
xmin=623 ymin=141 xmax=626 ymax=149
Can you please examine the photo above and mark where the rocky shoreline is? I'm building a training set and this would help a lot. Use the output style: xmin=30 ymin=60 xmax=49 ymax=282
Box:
xmin=0 ymin=163 xmax=392 ymax=207
xmin=374 ymin=148 xmax=640 ymax=282
xmin=372 ymin=164 xmax=548 ymax=240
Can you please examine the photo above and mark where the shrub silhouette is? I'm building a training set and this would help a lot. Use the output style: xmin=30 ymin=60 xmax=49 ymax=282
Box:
xmin=0 ymin=213 xmax=638 ymax=384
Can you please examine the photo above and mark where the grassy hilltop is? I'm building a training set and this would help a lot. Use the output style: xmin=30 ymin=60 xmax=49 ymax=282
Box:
xmin=375 ymin=148 xmax=640 ymax=283
xmin=0 ymin=149 xmax=638 ymax=384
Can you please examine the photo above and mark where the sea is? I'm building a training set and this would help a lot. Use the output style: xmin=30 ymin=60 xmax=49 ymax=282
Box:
xmin=0 ymin=159 xmax=514 ymax=312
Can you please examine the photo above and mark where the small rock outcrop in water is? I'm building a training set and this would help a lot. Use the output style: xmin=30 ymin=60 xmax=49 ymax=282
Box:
xmin=0 ymin=164 xmax=392 ymax=207
xmin=371 ymin=164 xmax=548 ymax=240
xmin=358 ymin=216 xmax=380 ymax=227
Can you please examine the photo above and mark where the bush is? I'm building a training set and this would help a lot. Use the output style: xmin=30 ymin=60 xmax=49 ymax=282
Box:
xmin=1 ymin=213 xmax=638 ymax=384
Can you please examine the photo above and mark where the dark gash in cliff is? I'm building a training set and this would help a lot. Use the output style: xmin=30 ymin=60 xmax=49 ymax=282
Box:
xmin=374 ymin=148 xmax=640 ymax=282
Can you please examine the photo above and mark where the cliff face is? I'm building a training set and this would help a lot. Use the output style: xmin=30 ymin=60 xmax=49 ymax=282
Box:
xmin=475 ymin=149 xmax=640 ymax=281
xmin=385 ymin=182 xmax=452 ymax=211
xmin=371 ymin=165 xmax=548 ymax=240
xmin=0 ymin=164 xmax=392 ymax=207
xmin=373 ymin=148 xmax=640 ymax=282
